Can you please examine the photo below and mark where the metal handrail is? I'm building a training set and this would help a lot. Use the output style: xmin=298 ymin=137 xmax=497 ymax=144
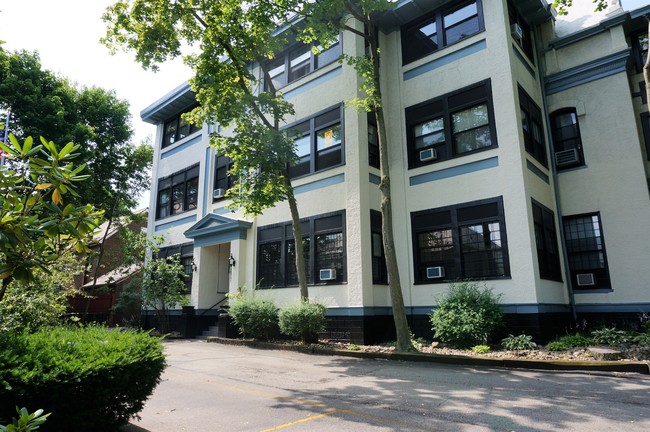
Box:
xmin=199 ymin=296 xmax=228 ymax=316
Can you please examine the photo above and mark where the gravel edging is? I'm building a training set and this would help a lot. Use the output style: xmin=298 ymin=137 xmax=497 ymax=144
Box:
xmin=206 ymin=337 xmax=650 ymax=375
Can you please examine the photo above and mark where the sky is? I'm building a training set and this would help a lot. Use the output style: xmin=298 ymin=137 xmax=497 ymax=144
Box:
xmin=0 ymin=0 xmax=192 ymax=144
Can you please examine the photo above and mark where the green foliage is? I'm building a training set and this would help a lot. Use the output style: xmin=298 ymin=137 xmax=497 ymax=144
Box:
xmin=0 ymin=326 xmax=165 ymax=432
xmin=0 ymin=135 xmax=103 ymax=291
xmin=501 ymin=334 xmax=537 ymax=351
xmin=590 ymin=326 xmax=634 ymax=345
xmin=552 ymin=0 xmax=609 ymax=16
xmin=0 ymin=48 xmax=152 ymax=217
xmin=110 ymin=279 xmax=143 ymax=328
xmin=0 ymin=252 xmax=84 ymax=333
xmin=140 ymin=256 xmax=188 ymax=334
xmin=547 ymin=341 xmax=570 ymax=351
xmin=228 ymin=293 xmax=278 ymax=340
xmin=279 ymin=301 xmax=327 ymax=343
xmin=346 ymin=343 xmax=361 ymax=351
xmin=430 ymin=281 xmax=503 ymax=348
xmin=472 ymin=345 xmax=491 ymax=354
xmin=633 ymin=332 xmax=650 ymax=346
xmin=555 ymin=333 xmax=593 ymax=348
xmin=0 ymin=407 xmax=50 ymax=431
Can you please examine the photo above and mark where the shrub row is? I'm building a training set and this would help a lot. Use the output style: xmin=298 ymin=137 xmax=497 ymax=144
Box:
xmin=228 ymin=294 xmax=326 ymax=343
xmin=0 ymin=326 xmax=165 ymax=432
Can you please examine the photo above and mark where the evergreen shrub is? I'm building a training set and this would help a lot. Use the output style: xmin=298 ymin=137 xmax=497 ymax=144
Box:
xmin=228 ymin=294 xmax=279 ymax=340
xmin=0 ymin=326 xmax=165 ymax=432
xmin=279 ymin=301 xmax=327 ymax=343
xmin=430 ymin=281 xmax=503 ymax=348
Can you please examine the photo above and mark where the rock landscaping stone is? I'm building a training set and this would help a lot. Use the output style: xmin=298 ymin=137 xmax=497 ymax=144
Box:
xmin=587 ymin=346 xmax=623 ymax=361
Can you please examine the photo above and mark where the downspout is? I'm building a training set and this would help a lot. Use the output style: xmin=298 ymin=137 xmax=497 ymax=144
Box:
xmin=534 ymin=25 xmax=577 ymax=322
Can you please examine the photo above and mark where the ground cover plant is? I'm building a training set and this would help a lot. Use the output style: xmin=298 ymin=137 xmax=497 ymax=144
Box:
xmin=501 ymin=334 xmax=537 ymax=351
xmin=0 ymin=326 xmax=165 ymax=432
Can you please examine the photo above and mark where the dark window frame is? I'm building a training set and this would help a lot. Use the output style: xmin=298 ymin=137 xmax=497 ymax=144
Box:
xmin=518 ymin=85 xmax=547 ymax=167
xmin=213 ymin=155 xmax=235 ymax=201
xmin=286 ymin=105 xmax=345 ymax=179
xmin=156 ymin=164 xmax=200 ymax=220
xmin=401 ymin=0 xmax=485 ymax=65
xmin=508 ymin=1 xmax=535 ymax=63
xmin=531 ymin=200 xmax=562 ymax=281
xmin=562 ymin=213 xmax=611 ymax=290
xmin=405 ymin=80 xmax=497 ymax=169
xmin=411 ymin=196 xmax=510 ymax=283
xmin=264 ymin=35 xmax=342 ymax=90
xmin=256 ymin=210 xmax=346 ymax=288
xmin=157 ymin=243 xmax=194 ymax=294
xmin=370 ymin=210 xmax=388 ymax=284
xmin=162 ymin=106 xmax=201 ymax=149
xmin=641 ymin=112 xmax=650 ymax=161
xmin=368 ymin=113 xmax=380 ymax=169
xmin=550 ymin=108 xmax=585 ymax=169
xmin=632 ymin=31 xmax=648 ymax=74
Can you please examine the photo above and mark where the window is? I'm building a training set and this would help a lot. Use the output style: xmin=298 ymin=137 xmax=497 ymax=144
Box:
xmin=641 ymin=112 xmax=650 ymax=161
xmin=368 ymin=113 xmax=380 ymax=169
xmin=402 ymin=0 xmax=484 ymax=65
xmin=156 ymin=164 xmax=199 ymax=219
xmin=162 ymin=107 xmax=201 ymax=149
xmin=563 ymin=214 xmax=611 ymax=290
xmin=405 ymin=80 xmax=496 ymax=168
xmin=370 ymin=210 xmax=388 ymax=284
xmin=550 ymin=109 xmax=584 ymax=169
xmin=214 ymin=155 xmax=234 ymax=201
xmin=532 ymin=201 xmax=562 ymax=281
xmin=158 ymin=243 xmax=194 ymax=293
xmin=287 ymin=106 xmax=344 ymax=178
xmin=264 ymin=37 xmax=342 ymax=90
xmin=519 ymin=85 xmax=547 ymax=167
xmin=411 ymin=197 xmax=509 ymax=283
xmin=633 ymin=32 xmax=648 ymax=73
xmin=508 ymin=1 xmax=534 ymax=63
xmin=257 ymin=211 xmax=346 ymax=288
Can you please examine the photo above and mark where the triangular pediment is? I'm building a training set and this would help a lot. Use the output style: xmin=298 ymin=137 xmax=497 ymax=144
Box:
xmin=184 ymin=213 xmax=252 ymax=246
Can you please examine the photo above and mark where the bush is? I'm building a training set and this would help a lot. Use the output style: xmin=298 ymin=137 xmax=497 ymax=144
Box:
xmin=0 ymin=326 xmax=165 ymax=432
xmin=501 ymin=334 xmax=537 ymax=351
xmin=430 ymin=281 xmax=503 ymax=348
xmin=0 ymin=407 xmax=50 ymax=431
xmin=472 ymin=345 xmax=490 ymax=354
xmin=279 ymin=301 xmax=327 ymax=343
xmin=547 ymin=341 xmax=569 ymax=351
xmin=633 ymin=332 xmax=650 ymax=345
xmin=590 ymin=326 xmax=634 ymax=345
xmin=228 ymin=294 xmax=278 ymax=340
xmin=555 ymin=333 xmax=593 ymax=348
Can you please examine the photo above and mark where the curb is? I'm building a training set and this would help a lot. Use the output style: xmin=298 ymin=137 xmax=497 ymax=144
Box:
xmin=206 ymin=337 xmax=650 ymax=375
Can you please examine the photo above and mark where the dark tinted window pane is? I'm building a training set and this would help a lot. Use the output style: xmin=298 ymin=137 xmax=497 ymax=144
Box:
xmin=460 ymin=222 xmax=505 ymax=278
xmin=258 ymin=241 xmax=282 ymax=288
xmin=289 ymin=46 xmax=311 ymax=81
xmin=186 ymin=177 xmax=198 ymax=210
xmin=316 ymin=232 xmax=344 ymax=282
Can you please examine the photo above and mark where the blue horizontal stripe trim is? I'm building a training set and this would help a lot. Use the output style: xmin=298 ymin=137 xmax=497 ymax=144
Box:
xmin=409 ymin=156 xmax=498 ymax=186
xmin=325 ymin=303 xmax=571 ymax=316
xmin=369 ymin=173 xmax=380 ymax=185
xmin=160 ymin=134 xmax=202 ymax=159
xmin=574 ymin=303 xmax=650 ymax=313
xmin=544 ymin=49 xmax=630 ymax=95
xmin=403 ymin=39 xmax=486 ymax=81
xmin=283 ymin=66 xmax=343 ymax=100
xmin=154 ymin=214 xmax=197 ymax=232
xmin=526 ymin=160 xmax=549 ymax=184
xmin=294 ymin=173 xmax=345 ymax=195
xmin=214 ymin=207 xmax=234 ymax=215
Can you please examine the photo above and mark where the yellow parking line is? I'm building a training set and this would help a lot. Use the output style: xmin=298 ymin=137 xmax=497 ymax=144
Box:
xmin=260 ymin=410 xmax=338 ymax=432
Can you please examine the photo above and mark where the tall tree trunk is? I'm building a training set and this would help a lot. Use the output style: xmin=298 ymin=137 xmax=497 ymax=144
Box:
xmin=368 ymin=21 xmax=412 ymax=352
xmin=0 ymin=277 xmax=12 ymax=303
xmin=284 ymin=174 xmax=308 ymax=301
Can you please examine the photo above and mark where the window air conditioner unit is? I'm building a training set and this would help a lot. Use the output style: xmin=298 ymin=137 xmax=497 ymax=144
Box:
xmin=319 ymin=268 xmax=337 ymax=281
xmin=213 ymin=188 xmax=226 ymax=199
xmin=511 ymin=23 xmax=523 ymax=41
xmin=576 ymin=273 xmax=596 ymax=286
xmin=419 ymin=148 xmax=437 ymax=162
xmin=555 ymin=149 xmax=579 ymax=167
xmin=426 ymin=266 xmax=445 ymax=279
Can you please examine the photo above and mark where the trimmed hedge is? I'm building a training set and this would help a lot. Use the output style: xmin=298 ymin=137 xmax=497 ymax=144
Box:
xmin=228 ymin=295 xmax=279 ymax=340
xmin=279 ymin=301 xmax=327 ymax=343
xmin=0 ymin=326 xmax=165 ymax=432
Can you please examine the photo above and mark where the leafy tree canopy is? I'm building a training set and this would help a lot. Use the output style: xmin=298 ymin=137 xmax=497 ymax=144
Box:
xmin=0 ymin=47 xmax=152 ymax=218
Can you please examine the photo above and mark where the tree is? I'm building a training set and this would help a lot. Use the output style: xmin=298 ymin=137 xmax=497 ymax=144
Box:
xmin=0 ymin=134 xmax=103 ymax=302
xmin=293 ymin=0 xmax=413 ymax=351
xmin=0 ymin=47 xmax=152 ymax=218
xmin=103 ymin=0 xmax=310 ymax=300
xmin=552 ymin=0 xmax=650 ymax=104
xmin=140 ymin=255 xmax=188 ymax=335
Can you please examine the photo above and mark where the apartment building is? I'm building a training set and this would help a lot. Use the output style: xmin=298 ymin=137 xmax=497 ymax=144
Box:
xmin=141 ymin=0 xmax=650 ymax=342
